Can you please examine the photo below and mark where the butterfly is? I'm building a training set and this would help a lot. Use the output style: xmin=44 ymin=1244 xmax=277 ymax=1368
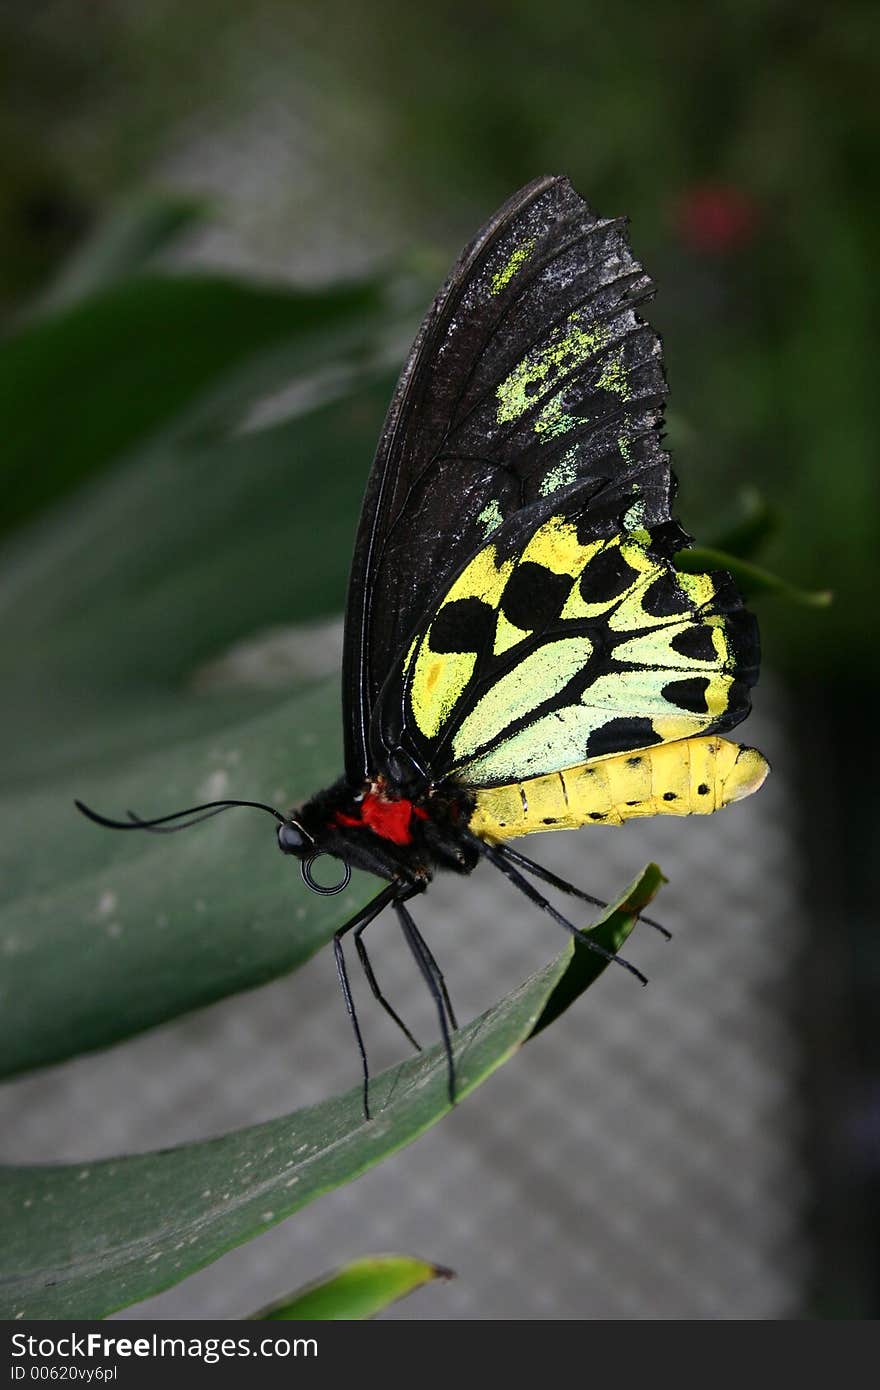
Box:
xmin=78 ymin=175 xmax=767 ymax=1116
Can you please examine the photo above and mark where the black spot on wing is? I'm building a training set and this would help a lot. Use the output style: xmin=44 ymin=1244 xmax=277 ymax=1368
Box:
xmin=661 ymin=676 xmax=711 ymax=713
xmin=724 ymin=608 xmax=761 ymax=686
xmin=501 ymin=562 xmax=570 ymax=630
xmin=430 ymin=597 xmax=495 ymax=653
xmin=649 ymin=520 xmax=691 ymax=557
xmin=642 ymin=572 xmax=690 ymax=618
xmin=670 ymin=625 xmax=716 ymax=662
xmin=579 ymin=546 xmax=640 ymax=604
xmin=586 ymin=716 xmax=662 ymax=758
xmin=716 ymin=678 xmax=752 ymax=723
xmin=708 ymin=571 xmax=741 ymax=610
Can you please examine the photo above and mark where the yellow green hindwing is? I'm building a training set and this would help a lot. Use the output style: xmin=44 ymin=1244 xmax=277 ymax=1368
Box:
xmin=468 ymin=737 xmax=770 ymax=841
xmin=401 ymin=510 xmax=759 ymax=787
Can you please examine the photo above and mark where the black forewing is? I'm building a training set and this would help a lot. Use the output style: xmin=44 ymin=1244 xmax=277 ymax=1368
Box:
xmin=342 ymin=175 xmax=677 ymax=784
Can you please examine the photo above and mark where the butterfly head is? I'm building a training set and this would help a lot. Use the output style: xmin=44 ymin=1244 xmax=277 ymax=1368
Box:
xmin=273 ymin=810 xmax=350 ymax=895
xmin=276 ymin=817 xmax=313 ymax=857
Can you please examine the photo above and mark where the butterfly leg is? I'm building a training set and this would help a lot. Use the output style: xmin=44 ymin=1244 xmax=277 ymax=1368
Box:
xmin=333 ymin=881 xmax=399 ymax=1121
xmin=496 ymin=842 xmax=671 ymax=941
xmin=476 ymin=840 xmax=648 ymax=985
xmin=395 ymin=899 xmax=457 ymax=1107
xmin=408 ymin=924 xmax=459 ymax=1031
xmin=353 ymin=922 xmax=422 ymax=1053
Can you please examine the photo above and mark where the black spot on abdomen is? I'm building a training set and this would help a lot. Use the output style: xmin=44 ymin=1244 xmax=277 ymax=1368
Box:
xmin=431 ymin=597 xmax=495 ymax=653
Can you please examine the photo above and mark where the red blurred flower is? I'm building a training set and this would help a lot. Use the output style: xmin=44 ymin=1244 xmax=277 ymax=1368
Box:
xmin=675 ymin=184 xmax=759 ymax=254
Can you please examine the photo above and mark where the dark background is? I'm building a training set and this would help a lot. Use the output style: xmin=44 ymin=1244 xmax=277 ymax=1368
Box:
xmin=1 ymin=0 xmax=878 ymax=1317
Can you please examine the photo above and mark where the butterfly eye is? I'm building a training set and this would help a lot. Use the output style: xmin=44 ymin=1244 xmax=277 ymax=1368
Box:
xmin=277 ymin=821 xmax=310 ymax=856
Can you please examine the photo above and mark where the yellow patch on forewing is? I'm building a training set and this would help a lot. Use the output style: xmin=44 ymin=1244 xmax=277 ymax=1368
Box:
xmin=490 ymin=237 xmax=537 ymax=296
xmin=409 ymin=542 xmax=513 ymax=740
xmin=648 ymin=713 xmax=709 ymax=744
xmin=443 ymin=542 xmax=514 ymax=607
xmin=533 ymin=395 xmax=582 ymax=440
xmin=613 ymin=623 xmax=727 ymax=671
xmin=410 ymin=647 xmax=476 ymax=739
xmin=456 ymin=706 xmax=603 ymax=784
xmin=678 ymin=571 xmax=717 ymax=609
xmin=596 ymin=346 xmax=631 ymax=400
xmin=495 ymin=313 xmax=611 ymax=426
xmin=453 ymin=671 xmax=720 ymax=784
xmin=520 ymin=516 xmax=599 ymax=578
xmin=607 ymin=574 xmax=678 ymax=632
xmin=451 ymin=637 xmax=595 ymax=763
xmin=493 ymin=610 xmax=530 ymax=656
xmin=406 ymin=511 xmax=743 ymax=773
xmin=560 ymin=536 xmax=656 ymax=622
xmin=477 ymin=498 xmax=505 ymax=537
xmin=578 ymin=670 xmax=672 ymax=715
xmin=468 ymin=736 xmax=770 ymax=841
xmin=539 ymin=449 xmax=580 ymax=497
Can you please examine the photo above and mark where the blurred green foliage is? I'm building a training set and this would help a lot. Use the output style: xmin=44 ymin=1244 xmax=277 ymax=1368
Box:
xmin=249 ymin=1254 xmax=453 ymax=1320
xmin=0 ymin=0 xmax=874 ymax=675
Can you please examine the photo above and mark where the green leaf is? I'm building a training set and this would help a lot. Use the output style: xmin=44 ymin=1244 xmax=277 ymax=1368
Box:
xmin=530 ymin=863 xmax=665 ymax=1036
xmin=36 ymin=192 xmax=208 ymax=313
xmin=0 ymin=682 xmax=368 ymax=1079
xmin=249 ymin=1255 xmax=453 ymax=1321
xmin=0 ymin=864 xmax=659 ymax=1320
xmin=0 ymin=272 xmax=383 ymax=537
xmin=675 ymin=546 xmax=832 ymax=607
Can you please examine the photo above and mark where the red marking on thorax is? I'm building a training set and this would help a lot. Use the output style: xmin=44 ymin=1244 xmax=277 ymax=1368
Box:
xmin=333 ymin=792 xmax=424 ymax=846
xmin=361 ymin=793 xmax=416 ymax=844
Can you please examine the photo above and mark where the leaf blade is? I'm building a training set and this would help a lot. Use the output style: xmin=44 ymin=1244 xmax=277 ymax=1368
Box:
xmin=0 ymin=683 xmax=365 ymax=1078
xmin=0 ymin=273 xmax=383 ymax=537
xmin=530 ymin=863 xmax=665 ymax=1037
xmin=36 ymin=193 xmax=208 ymax=313
xmin=0 ymin=864 xmax=661 ymax=1320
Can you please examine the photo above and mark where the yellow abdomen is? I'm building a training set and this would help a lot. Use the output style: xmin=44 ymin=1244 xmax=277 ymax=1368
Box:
xmin=468 ymin=736 xmax=769 ymax=842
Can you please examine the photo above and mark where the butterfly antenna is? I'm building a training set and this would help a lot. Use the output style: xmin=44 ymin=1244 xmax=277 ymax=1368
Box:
xmin=74 ymin=798 xmax=287 ymax=833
